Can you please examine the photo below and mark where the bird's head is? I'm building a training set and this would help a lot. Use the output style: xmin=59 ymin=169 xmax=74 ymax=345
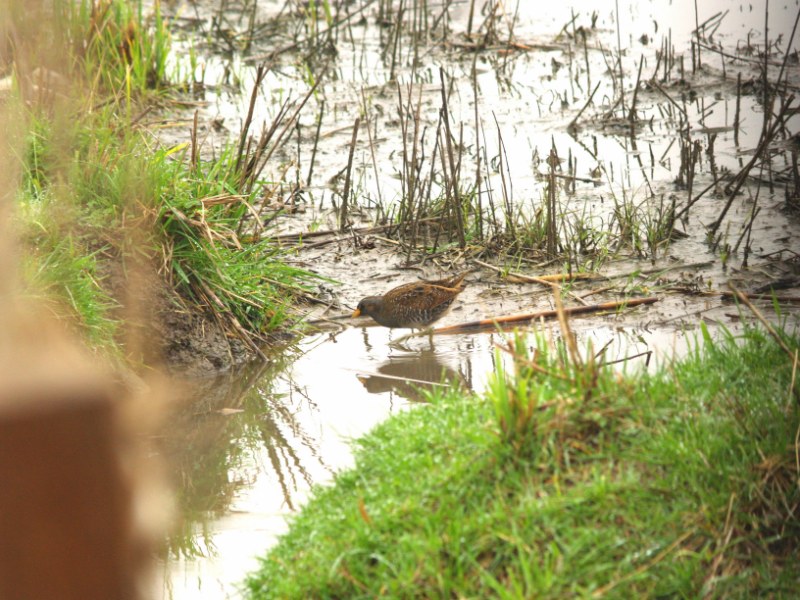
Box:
xmin=351 ymin=297 xmax=381 ymax=318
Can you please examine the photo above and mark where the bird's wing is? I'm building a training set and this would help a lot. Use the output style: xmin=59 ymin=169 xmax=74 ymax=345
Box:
xmin=386 ymin=282 xmax=461 ymax=311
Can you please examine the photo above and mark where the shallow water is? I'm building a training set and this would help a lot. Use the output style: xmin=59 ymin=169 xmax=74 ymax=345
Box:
xmin=156 ymin=0 xmax=800 ymax=596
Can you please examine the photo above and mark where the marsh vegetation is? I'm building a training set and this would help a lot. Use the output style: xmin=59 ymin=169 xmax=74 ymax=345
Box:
xmin=2 ymin=0 xmax=800 ymax=598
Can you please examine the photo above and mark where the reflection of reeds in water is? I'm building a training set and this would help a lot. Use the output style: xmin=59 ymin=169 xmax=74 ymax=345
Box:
xmin=248 ymin=380 xmax=333 ymax=512
xmin=357 ymin=349 xmax=463 ymax=402
xmin=161 ymin=367 xmax=262 ymax=559
xmin=162 ymin=348 xmax=335 ymax=559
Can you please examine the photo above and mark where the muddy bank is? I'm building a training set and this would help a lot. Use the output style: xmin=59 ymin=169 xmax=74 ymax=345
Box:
xmin=95 ymin=255 xmax=253 ymax=375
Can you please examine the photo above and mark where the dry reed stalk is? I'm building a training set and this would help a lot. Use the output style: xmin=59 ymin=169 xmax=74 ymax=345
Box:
xmin=235 ymin=64 xmax=267 ymax=175
xmin=568 ymin=81 xmax=601 ymax=131
xmin=307 ymin=99 xmax=325 ymax=186
xmin=727 ymin=283 xmax=795 ymax=361
xmin=627 ymin=56 xmax=644 ymax=124
xmin=439 ymin=68 xmax=465 ymax=248
xmin=711 ymin=96 xmax=796 ymax=237
xmin=470 ymin=54 xmax=483 ymax=240
xmin=339 ymin=117 xmax=361 ymax=231
xmin=546 ymin=142 xmax=559 ymax=258
xmin=554 ymin=287 xmax=582 ymax=368
xmin=421 ymin=296 xmax=659 ymax=336
xmin=359 ymin=91 xmax=383 ymax=207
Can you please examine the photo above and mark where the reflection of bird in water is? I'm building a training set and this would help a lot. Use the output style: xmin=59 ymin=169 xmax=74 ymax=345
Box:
xmin=357 ymin=349 xmax=463 ymax=402
xmin=351 ymin=272 xmax=468 ymax=329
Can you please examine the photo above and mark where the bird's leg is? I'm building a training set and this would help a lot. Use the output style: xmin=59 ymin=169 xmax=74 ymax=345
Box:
xmin=387 ymin=328 xmax=410 ymax=350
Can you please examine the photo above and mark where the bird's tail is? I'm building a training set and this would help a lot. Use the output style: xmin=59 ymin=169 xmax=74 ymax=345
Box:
xmin=427 ymin=270 xmax=472 ymax=291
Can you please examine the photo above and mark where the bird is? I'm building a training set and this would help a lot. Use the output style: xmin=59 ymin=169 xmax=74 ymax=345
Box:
xmin=351 ymin=272 xmax=468 ymax=329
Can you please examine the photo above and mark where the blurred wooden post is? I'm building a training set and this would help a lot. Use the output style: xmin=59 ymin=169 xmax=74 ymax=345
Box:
xmin=0 ymin=388 xmax=141 ymax=600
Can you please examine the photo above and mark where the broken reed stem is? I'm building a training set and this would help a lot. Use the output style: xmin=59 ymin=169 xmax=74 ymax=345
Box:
xmin=492 ymin=111 xmax=514 ymax=238
xmin=307 ymin=99 xmax=325 ymax=186
xmin=340 ymin=116 xmax=361 ymax=231
xmin=408 ymin=84 xmax=423 ymax=249
xmin=235 ymin=64 xmax=267 ymax=174
xmin=256 ymin=72 xmax=326 ymax=182
xmin=471 ymin=54 xmax=483 ymax=240
xmin=583 ymin=29 xmax=591 ymax=92
xmin=190 ymin=109 xmax=198 ymax=172
xmin=554 ymin=287 xmax=582 ymax=368
xmin=568 ymin=81 xmax=601 ymax=130
xmin=360 ymin=91 xmax=383 ymax=208
xmin=546 ymin=141 xmax=559 ymax=257
xmin=295 ymin=122 xmax=301 ymax=191
xmin=614 ymin=0 xmax=626 ymax=113
xmin=424 ymin=118 xmax=444 ymax=250
xmin=627 ymin=56 xmax=644 ymax=123
xmin=410 ymin=84 xmax=422 ymax=237
xmin=761 ymin=0 xmax=769 ymax=135
xmin=600 ymin=349 xmax=653 ymax=368
xmin=439 ymin=67 xmax=466 ymax=248
xmin=479 ymin=121 xmax=500 ymax=236
xmin=395 ymin=81 xmax=428 ymax=251
xmin=239 ymin=100 xmax=290 ymax=193
xmin=727 ymin=283 xmax=793 ymax=358
xmin=728 ymin=284 xmax=798 ymax=406
xmin=773 ymin=4 xmax=800 ymax=96
xmin=389 ymin=1 xmax=404 ymax=81
xmin=736 ymin=201 xmax=761 ymax=266
xmin=421 ymin=296 xmax=659 ymax=337
xmin=433 ymin=127 xmax=451 ymax=253
xmin=734 ymin=72 xmax=741 ymax=146
xmin=466 ymin=0 xmax=477 ymax=36
xmin=694 ymin=0 xmax=701 ymax=69
xmin=396 ymin=82 xmax=410 ymax=224
xmin=672 ymin=177 xmax=721 ymax=221
xmin=649 ymin=80 xmax=688 ymax=120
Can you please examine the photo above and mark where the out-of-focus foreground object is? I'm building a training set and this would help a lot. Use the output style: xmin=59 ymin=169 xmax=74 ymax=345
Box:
xmin=0 ymin=356 xmax=148 ymax=600
xmin=0 ymin=2 xmax=165 ymax=597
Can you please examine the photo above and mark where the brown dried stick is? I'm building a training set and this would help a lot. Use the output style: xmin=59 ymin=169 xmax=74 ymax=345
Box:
xmin=727 ymin=283 xmax=794 ymax=360
xmin=428 ymin=296 xmax=659 ymax=336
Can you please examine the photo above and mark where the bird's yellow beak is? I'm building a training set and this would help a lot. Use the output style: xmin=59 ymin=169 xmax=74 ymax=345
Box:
xmin=351 ymin=308 xmax=362 ymax=318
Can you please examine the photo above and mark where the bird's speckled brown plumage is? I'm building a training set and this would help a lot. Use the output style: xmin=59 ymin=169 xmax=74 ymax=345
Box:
xmin=351 ymin=273 xmax=468 ymax=329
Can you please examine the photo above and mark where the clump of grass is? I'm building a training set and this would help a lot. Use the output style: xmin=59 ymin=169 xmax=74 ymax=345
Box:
xmin=244 ymin=322 xmax=799 ymax=598
xmin=62 ymin=0 xmax=172 ymax=94
xmin=10 ymin=0 xmax=315 ymax=361
xmin=610 ymin=191 xmax=676 ymax=260
xmin=18 ymin=224 xmax=120 ymax=353
xmin=17 ymin=102 xmax=314 ymax=356
xmin=16 ymin=113 xmax=123 ymax=355
xmin=157 ymin=147 xmax=316 ymax=340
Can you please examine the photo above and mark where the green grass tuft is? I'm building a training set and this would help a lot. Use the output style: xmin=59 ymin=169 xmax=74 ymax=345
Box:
xmin=12 ymin=0 xmax=316 ymax=360
xmin=244 ymin=324 xmax=800 ymax=598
